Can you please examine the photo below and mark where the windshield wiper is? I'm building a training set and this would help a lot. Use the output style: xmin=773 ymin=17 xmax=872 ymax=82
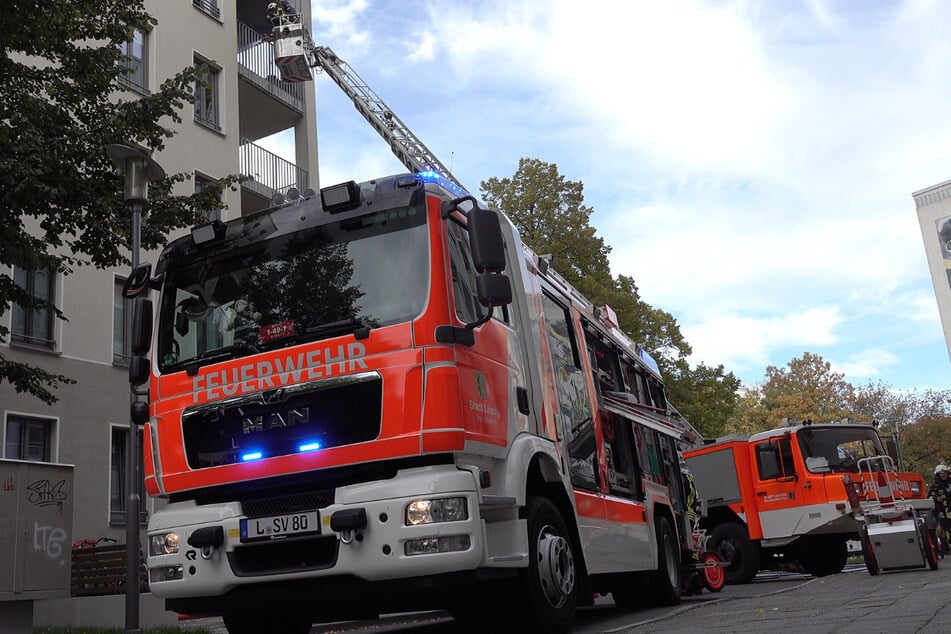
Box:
xmin=304 ymin=317 xmax=372 ymax=340
xmin=184 ymin=340 xmax=261 ymax=376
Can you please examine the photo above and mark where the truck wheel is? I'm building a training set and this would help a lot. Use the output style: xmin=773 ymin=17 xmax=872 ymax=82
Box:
xmin=223 ymin=611 xmax=312 ymax=634
xmin=798 ymin=537 xmax=847 ymax=577
xmin=701 ymin=551 xmax=725 ymax=592
xmin=649 ymin=516 xmax=682 ymax=606
xmin=518 ymin=497 xmax=577 ymax=633
xmin=919 ymin=522 xmax=939 ymax=571
xmin=709 ymin=522 xmax=760 ymax=584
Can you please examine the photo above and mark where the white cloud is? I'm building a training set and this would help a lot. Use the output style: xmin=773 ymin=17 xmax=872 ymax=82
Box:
xmin=303 ymin=0 xmax=951 ymax=390
xmin=683 ymin=306 xmax=844 ymax=372
xmin=832 ymin=348 xmax=900 ymax=380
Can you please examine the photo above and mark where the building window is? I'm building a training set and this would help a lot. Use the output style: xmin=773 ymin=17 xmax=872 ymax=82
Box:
xmin=110 ymin=426 xmax=147 ymax=525
xmin=195 ymin=173 xmax=221 ymax=221
xmin=114 ymin=278 xmax=133 ymax=365
xmin=4 ymin=415 xmax=54 ymax=462
xmin=194 ymin=58 xmax=221 ymax=131
xmin=118 ymin=28 xmax=148 ymax=92
xmin=12 ymin=267 xmax=55 ymax=349
xmin=193 ymin=0 xmax=221 ymax=19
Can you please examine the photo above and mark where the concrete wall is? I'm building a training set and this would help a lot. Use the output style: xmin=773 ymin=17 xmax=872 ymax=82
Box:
xmin=34 ymin=593 xmax=179 ymax=628
xmin=913 ymin=179 xmax=951 ymax=364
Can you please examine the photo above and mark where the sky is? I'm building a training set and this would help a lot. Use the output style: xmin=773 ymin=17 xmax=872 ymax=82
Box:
xmin=259 ymin=0 xmax=951 ymax=392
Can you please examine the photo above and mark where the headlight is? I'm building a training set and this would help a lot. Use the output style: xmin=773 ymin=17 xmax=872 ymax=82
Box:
xmin=149 ymin=532 xmax=180 ymax=556
xmin=405 ymin=497 xmax=468 ymax=526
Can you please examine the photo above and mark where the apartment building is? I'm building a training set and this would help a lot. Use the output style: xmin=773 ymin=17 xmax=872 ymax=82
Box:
xmin=1 ymin=0 xmax=319 ymax=542
xmin=913 ymin=179 xmax=951 ymax=364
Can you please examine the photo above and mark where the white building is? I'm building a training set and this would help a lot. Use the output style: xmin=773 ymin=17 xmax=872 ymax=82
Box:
xmin=913 ymin=179 xmax=951 ymax=364
xmin=1 ymin=0 xmax=318 ymax=546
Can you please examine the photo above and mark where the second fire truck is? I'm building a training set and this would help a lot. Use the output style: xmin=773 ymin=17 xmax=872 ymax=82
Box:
xmin=684 ymin=419 xmax=931 ymax=583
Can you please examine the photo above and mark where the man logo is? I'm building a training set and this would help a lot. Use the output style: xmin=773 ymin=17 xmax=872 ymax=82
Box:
xmin=475 ymin=371 xmax=488 ymax=400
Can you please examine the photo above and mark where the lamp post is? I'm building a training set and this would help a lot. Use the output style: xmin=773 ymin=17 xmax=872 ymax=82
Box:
xmin=107 ymin=144 xmax=165 ymax=633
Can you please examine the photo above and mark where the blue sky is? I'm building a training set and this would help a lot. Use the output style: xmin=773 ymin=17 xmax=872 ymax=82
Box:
xmin=261 ymin=0 xmax=951 ymax=392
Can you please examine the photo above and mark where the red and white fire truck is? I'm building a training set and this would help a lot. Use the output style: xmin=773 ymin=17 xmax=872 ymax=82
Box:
xmin=126 ymin=172 xmax=708 ymax=633
xmin=683 ymin=419 xmax=931 ymax=584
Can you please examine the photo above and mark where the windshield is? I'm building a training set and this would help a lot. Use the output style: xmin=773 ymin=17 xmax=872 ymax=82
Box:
xmin=157 ymin=205 xmax=428 ymax=372
xmin=797 ymin=426 xmax=885 ymax=473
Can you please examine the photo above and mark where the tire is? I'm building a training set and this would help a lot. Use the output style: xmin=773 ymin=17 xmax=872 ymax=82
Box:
xmin=859 ymin=524 xmax=879 ymax=576
xmin=798 ymin=537 xmax=847 ymax=577
xmin=920 ymin=522 xmax=939 ymax=571
xmin=647 ymin=516 xmax=682 ymax=606
xmin=223 ymin=611 xmax=312 ymax=634
xmin=517 ymin=497 xmax=577 ymax=633
xmin=709 ymin=522 xmax=760 ymax=584
xmin=701 ymin=552 xmax=725 ymax=592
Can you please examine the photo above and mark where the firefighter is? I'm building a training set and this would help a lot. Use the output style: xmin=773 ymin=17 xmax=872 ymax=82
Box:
xmin=929 ymin=464 xmax=951 ymax=555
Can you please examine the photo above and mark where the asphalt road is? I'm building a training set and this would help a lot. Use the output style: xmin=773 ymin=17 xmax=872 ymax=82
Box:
xmin=180 ymin=563 xmax=951 ymax=633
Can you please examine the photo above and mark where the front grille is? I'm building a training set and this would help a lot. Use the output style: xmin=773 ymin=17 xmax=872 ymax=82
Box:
xmin=229 ymin=535 xmax=338 ymax=576
xmin=242 ymin=490 xmax=335 ymax=518
xmin=182 ymin=373 xmax=382 ymax=468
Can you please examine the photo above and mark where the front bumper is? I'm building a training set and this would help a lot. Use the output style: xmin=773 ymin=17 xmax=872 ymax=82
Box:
xmin=147 ymin=465 xmax=485 ymax=601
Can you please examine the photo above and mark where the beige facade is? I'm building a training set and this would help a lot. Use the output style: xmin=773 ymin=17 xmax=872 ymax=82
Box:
xmin=913 ymin=179 xmax=951 ymax=364
xmin=0 ymin=0 xmax=318 ymax=543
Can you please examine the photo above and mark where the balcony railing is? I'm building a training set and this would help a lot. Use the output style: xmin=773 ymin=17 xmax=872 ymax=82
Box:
xmin=237 ymin=20 xmax=305 ymax=113
xmin=239 ymin=138 xmax=309 ymax=199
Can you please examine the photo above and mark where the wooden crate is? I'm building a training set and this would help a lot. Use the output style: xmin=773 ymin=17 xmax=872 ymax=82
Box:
xmin=71 ymin=544 xmax=148 ymax=597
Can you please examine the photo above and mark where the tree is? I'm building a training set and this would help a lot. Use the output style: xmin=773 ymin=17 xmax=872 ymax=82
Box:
xmin=759 ymin=352 xmax=854 ymax=426
xmin=480 ymin=158 xmax=692 ymax=363
xmin=480 ymin=158 xmax=737 ymax=431
xmin=1 ymin=0 xmax=241 ymax=403
xmin=664 ymin=361 xmax=741 ymax=439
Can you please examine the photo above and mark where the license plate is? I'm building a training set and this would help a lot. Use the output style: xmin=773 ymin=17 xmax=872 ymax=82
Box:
xmin=240 ymin=511 xmax=320 ymax=542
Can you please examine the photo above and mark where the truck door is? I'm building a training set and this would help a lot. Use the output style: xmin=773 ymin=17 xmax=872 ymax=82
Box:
xmin=752 ymin=436 xmax=804 ymax=539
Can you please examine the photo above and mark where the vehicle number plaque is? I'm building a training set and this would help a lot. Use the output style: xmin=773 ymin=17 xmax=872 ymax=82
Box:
xmin=240 ymin=511 xmax=320 ymax=542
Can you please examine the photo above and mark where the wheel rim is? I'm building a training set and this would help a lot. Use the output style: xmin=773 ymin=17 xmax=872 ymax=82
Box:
xmin=715 ymin=538 xmax=740 ymax=571
xmin=537 ymin=524 xmax=575 ymax=607
xmin=702 ymin=553 xmax=724 ymax=590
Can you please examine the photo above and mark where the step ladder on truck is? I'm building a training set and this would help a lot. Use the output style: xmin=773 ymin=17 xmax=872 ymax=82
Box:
xmin=843 ymin=455 xmax=939 ymax=575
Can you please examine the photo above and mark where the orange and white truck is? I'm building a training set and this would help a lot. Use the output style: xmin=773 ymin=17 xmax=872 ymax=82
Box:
xmin=683 ymin=420 xmax=931 ymax=583
xmin=124 ymin=171 xmax=705 ymax=634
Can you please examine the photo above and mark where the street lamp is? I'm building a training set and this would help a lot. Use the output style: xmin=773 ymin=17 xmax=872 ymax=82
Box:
xmin=107 ymin=144 xmax=165 ymax=633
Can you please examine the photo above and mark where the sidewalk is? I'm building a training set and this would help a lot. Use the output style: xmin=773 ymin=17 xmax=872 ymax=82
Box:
xmin=625 ymin=565 xmax=951 ymax=633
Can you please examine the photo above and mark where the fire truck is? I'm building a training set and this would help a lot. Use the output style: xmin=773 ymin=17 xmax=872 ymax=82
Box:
xmin=121 ymin=12 xmax=706 ymax=634
xmin=683 ymin=419 xmax=931 ymax=584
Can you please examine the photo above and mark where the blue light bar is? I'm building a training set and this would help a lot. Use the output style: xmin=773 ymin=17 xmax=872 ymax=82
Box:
xmin=418 ymin=170 xmax=441 ymax=180
xmin=241 ymin=451 xmax=263 ymax=461
xmin=299 ymin=442 xmax=321 ymax=452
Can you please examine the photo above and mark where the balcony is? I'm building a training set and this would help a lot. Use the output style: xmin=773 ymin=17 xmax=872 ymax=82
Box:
xmin=237 ymin=20 xmax=307 ymax=140
xmin=239 ymin=138 xmax=309 ymax=214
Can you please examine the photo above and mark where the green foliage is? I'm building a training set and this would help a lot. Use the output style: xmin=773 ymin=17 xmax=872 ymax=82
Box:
xmin=0 ymin=0 xmax=242 ymax=403
xmin=665 ymin=361 xmax=741 ymax=439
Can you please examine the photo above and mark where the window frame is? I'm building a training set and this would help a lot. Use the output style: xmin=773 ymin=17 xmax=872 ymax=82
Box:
xmin=117 ymin=27 xmax=149 ymax=94
xmin=192 ymin=0 xmax=221 ymax=20
xmin=11 ymin=266 xmax=57 ymax=350
xmin=195 ymin=172 xmax=221 ymax=221
xmin=110 ymin=424 xmax=148 ymax=526
xmin=194 ymin=56 xmax=222 ymax=132
xmin=4 ymin=413 xmax=57 ymax=463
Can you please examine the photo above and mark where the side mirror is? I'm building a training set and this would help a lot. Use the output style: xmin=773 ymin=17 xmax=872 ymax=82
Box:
xmin=122 ymin=263 xmax=153 ymax=299
xmin=467 ymin=208 xmax=506 ymax=273
xmin=131 ymin=298 xmax=153 ymax=356
xmin=476 ymin=272 xmax=512 ymax=308
xmin=131 ymin=401 xmax=150 ymax=425
xmin=129 ymin=355 xmax=150 ymax=387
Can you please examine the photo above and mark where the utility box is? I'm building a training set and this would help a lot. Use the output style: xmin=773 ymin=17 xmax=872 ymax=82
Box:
xmin=0 ymin=459 xmax=74 ymax=600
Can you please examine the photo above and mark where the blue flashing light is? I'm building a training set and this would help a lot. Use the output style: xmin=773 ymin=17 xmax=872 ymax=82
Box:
xmin=298 ymin=442 xmax=321 ymax=452
xmin=241 ymin=451 xmax=263 ymax=462
xmin=417 ymin=170 xmax=441 ymax=180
